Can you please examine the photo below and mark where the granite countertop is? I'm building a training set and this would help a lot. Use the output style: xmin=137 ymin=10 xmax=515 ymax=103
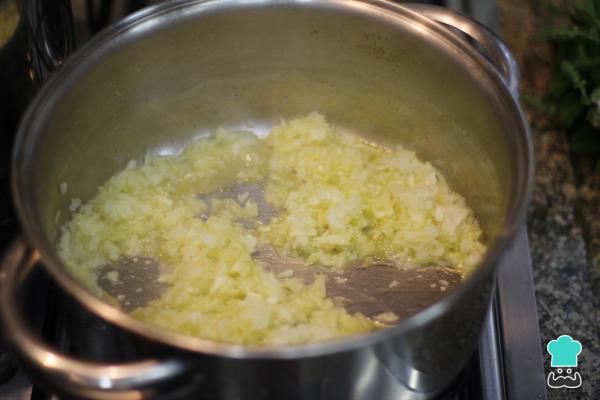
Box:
xmin=499 ymin=1 xmax=600 ymax=398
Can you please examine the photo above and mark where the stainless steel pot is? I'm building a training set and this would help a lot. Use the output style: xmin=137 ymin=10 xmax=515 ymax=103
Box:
xmin=0 ymin=1 xmax=532 ymax=399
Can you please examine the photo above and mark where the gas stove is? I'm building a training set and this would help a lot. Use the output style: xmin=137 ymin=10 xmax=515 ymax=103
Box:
xmin=0 ymin=1 xmax=548 ymax=399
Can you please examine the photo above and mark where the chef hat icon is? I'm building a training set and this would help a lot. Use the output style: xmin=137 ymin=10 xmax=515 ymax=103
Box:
xmin=547 ymin=335 xmax=582 ymax=367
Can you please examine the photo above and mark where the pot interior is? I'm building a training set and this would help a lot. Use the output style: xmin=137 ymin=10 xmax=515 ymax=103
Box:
xmin=18 ymin=1 xmax=525 ymax=313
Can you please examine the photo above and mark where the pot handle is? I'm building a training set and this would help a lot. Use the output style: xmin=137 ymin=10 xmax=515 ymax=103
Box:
xmin=405 ymin=4 xmax=519 ymax=96
xmin=0 ymin=239 xmax=192 ymax=400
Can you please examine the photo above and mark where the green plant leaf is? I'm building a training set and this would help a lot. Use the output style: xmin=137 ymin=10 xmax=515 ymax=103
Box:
xmin=561 ymin=61 xmax=590 ymax=104
xmin=570 ymin=126 xmax=600 ymax=154
xmin=587 ymin=105 xmax=600 ymax=128
xmin=585 ymin=0 xmax=598 ymax=18
xmin=591 ymin=86 xmax=600 ymax=102
xmin=541 ymin=0 xmax=600 ymax=164
xmin=558 ymin=99 xmax=584 ymax=127
xmin=574 ymin=56 xmax=600 ymax=69
xmin=546 ymin=73 xmax=571 ymax=99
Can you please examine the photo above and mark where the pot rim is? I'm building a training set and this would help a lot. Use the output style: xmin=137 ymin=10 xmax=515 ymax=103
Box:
xmin=11 ymin=0 xmax=533 ymax=359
